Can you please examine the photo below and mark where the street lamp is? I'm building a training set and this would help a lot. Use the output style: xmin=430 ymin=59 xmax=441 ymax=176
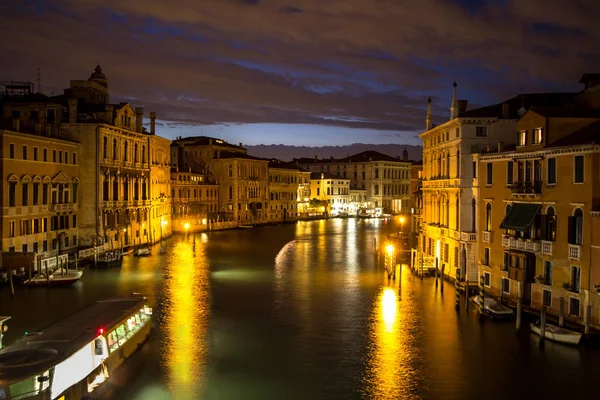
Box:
xmin=184 ymin=222 xmax=190 ymax=238
xmin=399 ymin=216 xmax=405 ymax=236
xmin=121 ymin=228 xmax=126 ymax=249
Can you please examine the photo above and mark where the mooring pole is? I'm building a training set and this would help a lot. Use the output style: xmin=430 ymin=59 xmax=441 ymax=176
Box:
xmin=516 ymin=282 xmax=522 ymax=331
xmin=540 ymin=305 xmax=547 ymax=344
xmin=558 ymin=297 xmax=564 ymax=327
xmin=455 ymin=268 xmax=460 ymax=310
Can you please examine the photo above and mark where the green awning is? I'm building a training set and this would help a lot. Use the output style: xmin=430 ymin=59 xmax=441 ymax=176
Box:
xmin=499 ymin=203 xmax=541 ymax=231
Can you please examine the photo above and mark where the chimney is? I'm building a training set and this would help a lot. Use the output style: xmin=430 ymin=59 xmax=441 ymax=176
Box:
xmin=12 ymin=118 xmax=20 ymax=132
xmin=150 ymin=112 xmax=156 ymax=135
xmin=497 ymin=141 xmax=504 ymax=153
xmin=68 ymin=98 xmax=78 ymax=123
xmin=450 ymin=81 xmax=458 ymax=119
xmin=105 ymin=105 xmax=114 ymax=124
xmin=135 ymin=107 xmax=144 ymax=133
xmin=457 ymin=100 xmax=468 ymax=115
xmin=501 ymin=103 xmax=510 ymax=119
xmin=425 ymin=97 xmax=432 ymax=130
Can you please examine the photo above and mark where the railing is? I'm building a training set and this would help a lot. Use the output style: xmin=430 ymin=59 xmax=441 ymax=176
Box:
xmin=526 ymin=241 xmax=540 ymax=252
xmin=510 ymin=181 xmax=542 ymax=195
xmin=50 ymin=203 xmax=75 ymax=212
xmin=461 ymin=232 xmax=477 ymax=242
xmin=569 ymin=244 xmax=581 ymax=260
xmin=541 ymin=241 xmax=553 ymax=256
xmin=483 ymin=231 xmax=491 ymax=243
xmin=502 ymin=235 xmax=509 ymax=247
xmin=502 ymin=235 xmax=541 ymax=253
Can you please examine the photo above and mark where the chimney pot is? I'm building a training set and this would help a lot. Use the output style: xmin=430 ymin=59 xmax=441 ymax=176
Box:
xmin=502 ymin=103 xmax=510 ymax=119
xmin=135 ymin=107 xmax=144 ymax=133
xmin=68 ymin=98 xmax=78 ymax=123
xmin=150 ymin=112 xmax=156 ymax=135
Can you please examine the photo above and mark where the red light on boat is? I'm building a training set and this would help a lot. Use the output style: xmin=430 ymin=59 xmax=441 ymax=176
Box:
xmin=97 ymin=327 xmax=104 ymax=335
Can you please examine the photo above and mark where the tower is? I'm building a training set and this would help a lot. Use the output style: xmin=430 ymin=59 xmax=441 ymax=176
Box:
xmin=403 ymin=146 xmax=409 ymax=161
xmin=450 ymin=81 xmax=458 ymax=120
xmin=425 ymin=97 xmax=432 ymax=130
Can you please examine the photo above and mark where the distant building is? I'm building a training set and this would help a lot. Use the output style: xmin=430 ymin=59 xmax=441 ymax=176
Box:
xmin=268 ymin=160 xmax=306 ymax=223
xmin=308 ymin=172 xmax=350 ymax=216
xmin=170 ymin=168 xmax=218 ymax=233
xmin=296 ymin=150 xmax=411 ymax=214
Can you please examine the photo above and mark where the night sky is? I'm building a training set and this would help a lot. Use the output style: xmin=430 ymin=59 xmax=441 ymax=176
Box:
xmin=2 ymin=0 xmax=598 ymax=146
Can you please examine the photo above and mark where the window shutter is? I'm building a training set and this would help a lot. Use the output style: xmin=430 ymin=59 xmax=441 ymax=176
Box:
xmin=568 ymin=216 xmax=575 ymax=244
xmin=540 ymin=214 xmax=547 ymax=241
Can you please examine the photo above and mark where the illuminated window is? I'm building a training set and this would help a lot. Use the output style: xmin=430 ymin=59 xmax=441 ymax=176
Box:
xmin=517 ymin=131 xmax=526 ymax=146
xmin=533 ymin=128 xmax=543 ymax=144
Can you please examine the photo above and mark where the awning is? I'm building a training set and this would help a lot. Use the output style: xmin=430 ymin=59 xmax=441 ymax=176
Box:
xmin=499 ymin=203 xmax=541 ymax=231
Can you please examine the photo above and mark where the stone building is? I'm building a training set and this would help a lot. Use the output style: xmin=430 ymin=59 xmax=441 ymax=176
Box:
xmin=296 ymin=169 xmax=312 ymax=217
xmin=268 ymin=160 xmax=305 ymax=223
xmin=419 ymin=82 xmax=578 ymax=283
xmin=296 ymin=150 xmax=411 ymax=213
xmin=0 ymin=126 xmax=80 ymax=271
xmin=171 ymin=137 xmax=269 ymax=224
xmin=309 ymin=172 xmax=350 ymax=216
xmin=149 ymin=134 xmax=172 ymax=242
xmin=1 ymin=66 xmax=173 ymax=248
xmin=477 ymin=101 xmax=600 ymax=330
xmin=170 ymin=168 xmax=218 ymax=233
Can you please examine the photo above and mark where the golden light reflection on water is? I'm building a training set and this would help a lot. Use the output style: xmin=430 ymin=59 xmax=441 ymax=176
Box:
xmin=163 ymin=238 xmax=209 ymax=398
xmin=364 ymin=284 xmax=416 ymax=399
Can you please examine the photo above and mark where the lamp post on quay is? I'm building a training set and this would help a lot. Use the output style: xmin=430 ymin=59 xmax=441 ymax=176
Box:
xmin=399 ymin=216 xmax=405 ymax=237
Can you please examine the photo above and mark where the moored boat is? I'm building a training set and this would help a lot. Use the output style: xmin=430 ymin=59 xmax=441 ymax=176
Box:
xmin=22 ymin=269 xmax=83 ymax=287
xmin=0 ymin=294 xmax=153 ymax=399
xmin=470 ymin=295 xmax=514 ymax=318
xmin=530 ymin=321 xmax=582 ymax=345
xmin=238 ymin=225 xmax=254 ymax=229
xmin=135 ymin=247 xmax=152 ymax=257
xmin=93 ymin=251 xmax=123 ymax=268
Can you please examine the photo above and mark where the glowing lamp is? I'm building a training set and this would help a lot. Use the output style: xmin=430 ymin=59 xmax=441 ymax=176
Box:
xmin=386 ymin=244 xmax=395 ymax=255
xmin=97 ymin=327 xmax=105 ymax=336
xmin=184 ymin=222 xmax=190 ymax=230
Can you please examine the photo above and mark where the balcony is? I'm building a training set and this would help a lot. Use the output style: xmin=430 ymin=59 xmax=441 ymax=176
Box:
xmin=568 ymin=244 xmax=581 ymax=260
xmin=50 ymin=203 xmax=76 ymax=212
xmin=541 ymin=241 xmax=553 ymax=256
xmin=502 ymin=235 xmax=541 ymax=253
xmin=511 ymin=181 xmax=541 ymax=196
xmin=483 ymin=231 xmax=491 ymax=243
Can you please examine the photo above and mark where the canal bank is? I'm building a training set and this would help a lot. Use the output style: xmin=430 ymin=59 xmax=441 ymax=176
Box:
xmin=2 ymin=219 xmax=600 ymax=399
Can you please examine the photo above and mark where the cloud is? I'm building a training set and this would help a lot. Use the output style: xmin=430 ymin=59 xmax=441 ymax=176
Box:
xmin=0 ymin=0 xmax=598 ymax=136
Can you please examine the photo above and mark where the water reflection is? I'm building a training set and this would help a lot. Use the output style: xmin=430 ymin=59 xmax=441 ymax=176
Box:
xmin=162 ymin=238 xmax=209 ymax=397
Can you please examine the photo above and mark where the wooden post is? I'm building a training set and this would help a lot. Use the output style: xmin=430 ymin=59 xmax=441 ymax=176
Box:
xmin=478 ymin=275 xmax=485 ymax=318
xmin=516 ymin=282 xmax=522 ymax=331
xmin=558 ymin=297 xmax=564 ymax=327
xmin=435 ymin=258 xmax=439 ymax=287
xmin=540 ymin=305 xmax=547 ymax=344
xmin=420 ymin=256 xmax=424 ymax=280
xmin=441 ymin=264 xmax=445 ymax=292
xmin=75 ymin=253 xmax=78 ymax=271
xmin=9 ymin=271 xmax=14 ymax=296
xmin=585 ymin=304 xmax=591 ymax=335
xmin=45 ymin=261 xmax=50 ymax=286
xmin=455 ymin=268 xmax=460 ymax=310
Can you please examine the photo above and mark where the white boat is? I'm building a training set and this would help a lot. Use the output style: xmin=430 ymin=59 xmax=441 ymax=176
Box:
xmin=135 ymin=248 xmax=152 ymax=257
xmin=530 ymin=321 xmax=582 ymax=345
xmin=239 ymin=225 xmax=254 ymax=229
xmin=470 ymin=295 xmax=514 ymax=318
xmin=23 ymin=269 xmax=83 ymax=287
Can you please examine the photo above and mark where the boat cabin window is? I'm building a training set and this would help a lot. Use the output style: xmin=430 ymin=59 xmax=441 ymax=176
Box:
xmin=107 ymin=306 xmax=151 ymax=353
xmin=94 ymin=337 xmax=104 ymax=356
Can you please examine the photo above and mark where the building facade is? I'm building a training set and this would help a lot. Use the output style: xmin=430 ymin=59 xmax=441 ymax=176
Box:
xmin=296 ymin=150 xmax=411 ymax=213
xmin=477 ymin=106 xmax=600 ymax=329
xmin=0 ymin=128 xmax=80 ymax=270
xmin=268 ymin=161 xmax=304 ymax=223
xmin=149 ymin=134 xmax=172 ymax=241
xmin=308 ymin=172 xmax=350 ymax=216
xmin=170 ymin=168 xmax=218 ymax=232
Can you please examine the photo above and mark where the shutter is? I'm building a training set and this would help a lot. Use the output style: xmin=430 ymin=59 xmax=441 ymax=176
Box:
xmin=540 ymin=214 xmax=547 ymax=241
xmin=568 ymin=216 xmax=575 ymax=244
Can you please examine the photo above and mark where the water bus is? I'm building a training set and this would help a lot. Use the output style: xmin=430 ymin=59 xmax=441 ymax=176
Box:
xmin=0 ymin=294 xmax=152 ymax=399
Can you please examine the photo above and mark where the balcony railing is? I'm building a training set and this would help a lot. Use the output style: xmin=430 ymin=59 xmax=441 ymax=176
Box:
xmin=483 ymin=231 xmax=491 ymax=243
xmin=510 ymin=181 xmax=542 ymax=195
xmin=502 ymin=235 xmax=541 ymax=253
xmin=568 ymin=244 xmax=581 ymax=260
xmin=541 ymin=241 xmax=553 ymax=256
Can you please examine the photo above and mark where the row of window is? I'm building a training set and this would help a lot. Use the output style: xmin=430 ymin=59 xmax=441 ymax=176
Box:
xmin=7 ymin=215 xmax=77 ymax=237
xmin=8 ymin=182 xmax=77 ymax=207
xmin=6 ymin=236 xmax=77 ymax=253
xmin=172 ymin=188 xmax=218 ymax=199
xmin=8 ymin=144 xmax=77 ymax=164
xmin=517 ymin=128 xmax=544 ymax=147
xmin=484 ymin=155 xmax=585 ymax=185
xmin=102 ymin=136 xmax=146 ymax=163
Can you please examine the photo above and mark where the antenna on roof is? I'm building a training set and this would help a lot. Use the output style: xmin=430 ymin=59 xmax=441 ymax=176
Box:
xmin=37 ymin=67 xmax=42 ymax=94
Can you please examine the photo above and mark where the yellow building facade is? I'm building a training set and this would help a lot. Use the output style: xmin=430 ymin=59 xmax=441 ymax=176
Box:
xmin=170 ymin=169 xmax=218 ymax=232
xmin=477 ymin=108 xmax=600 ymax=328
xmin=268 ymin=161 xmax=304 ymax=223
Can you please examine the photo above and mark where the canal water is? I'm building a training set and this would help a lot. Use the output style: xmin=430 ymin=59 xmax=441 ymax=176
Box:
xmin=1 ymin=219 xmax=599 ymax=399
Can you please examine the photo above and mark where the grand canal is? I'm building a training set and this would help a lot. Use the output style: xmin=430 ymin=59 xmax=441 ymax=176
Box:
xmin=1 ymin=219 xmax=600 ymax=399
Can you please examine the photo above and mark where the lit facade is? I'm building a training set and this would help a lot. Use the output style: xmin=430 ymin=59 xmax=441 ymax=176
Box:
xmin=296 ymin=150 xmax=411 ymax=213
xmin=170 ymin=169 xmax=218 ymax=232
xmin=309 ymin=172 xmax=350 ymax=216
xmin=149 ymin=134 xmax=172 ymax=241
xmin=0 ymin=128 xmax=80 ymax=269
xmin=268 ymin=161 xmax=304 ymax=222
xmin=477 ymin=107 xmax=600 ymax=328
xmin=296 ymin=170 xmax=311 ymax=217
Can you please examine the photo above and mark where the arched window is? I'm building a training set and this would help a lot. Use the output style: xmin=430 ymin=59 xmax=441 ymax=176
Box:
xmin=134 ymin=144 xmax=138 ymax=163
xmin=471 ymin=198 xmax=476 ymax=232
xmin=374 ymin=185 xmax=379 ymax=195
xmin=446 ymin=198 xmax=450 ymax=227
xmin=485 ymin=203 xmax=492 ymax=231
xmin=123 ymin=141 xmax=128 ymax=162
xmin=568 ymin=208 xmax=583 ymax=245
xmin=545 ymin=206 xmax=556 ymax=241
xmin=374 ymin=169 xmax=379 ymax=179
xmin=456 ymin=150 xmax=460 ymax=177
xmin=103 ymin=137 xmax=108 ymax=158
xmin=113 ymin=139 xmax=117 ymax=160
xmin=141 ymin=146 xmax=146 ymax=163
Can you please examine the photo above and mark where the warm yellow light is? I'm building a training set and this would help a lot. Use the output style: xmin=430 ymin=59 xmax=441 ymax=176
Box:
xmin=386 ymin=244 xmax=395 ymax=255
xmin=202 ymin=219 xmax=207 ymax=225
xmin=184 ymin=222 xmax=190 ymax=230
xmin=162 ymin=220 xmax=167 ymax=226
xmin=381 ymin=288 xmax=397 ymax=329
xmin=399 ymin=217 xmax=405 ymax=224
xmin=123 ymin=228 xmax=126 ymax=233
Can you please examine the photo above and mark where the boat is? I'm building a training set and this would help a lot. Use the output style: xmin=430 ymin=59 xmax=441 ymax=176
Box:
xmin=121 ymin=246 xmax=134 ymax=255
xmin=135 ymin=247 xmax=152 ymax=257
xmin=238 ymin=225 xmax=254 ymax=229
xmin=159 ymin=247 xmax=167 ymax=255
xmin=530 ymin=321 xmax=582 ymax=345
xmin=93 ymin=251 xmax=123 ymax=268
xmin=22 ymin=269 xmax=83 ymax=287
xmin=0 ymin=294 xmax=152 ymax=399
xmin=470 ymin=295 xmax=514 ymax=318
